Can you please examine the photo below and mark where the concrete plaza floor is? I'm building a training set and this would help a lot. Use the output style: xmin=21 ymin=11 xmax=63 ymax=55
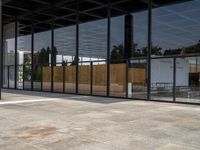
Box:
xmin=0 ymin=89 xmax=200 ymax=150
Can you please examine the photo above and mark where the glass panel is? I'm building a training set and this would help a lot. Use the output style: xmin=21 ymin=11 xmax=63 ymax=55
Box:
xmin=54 ymin=21 xmax=76 ymax=93
xmin=65 ymin=63 xmax=76 ymax=93
xmin=53 ymin=66 xmax=63 ymax=93
xmin=17 ymin=65 xmax=23 ymax=90
xmin=110 ymin=15 xmax=126 ymax=97
xmin=17 ymin=24 xmax=31 ymax=90
xmin=78 ymin=62 xmax=91 ymax=95
xmin=79 ymin=2 xmax=107 ymax=95
xmin=33 ymin=65 xmax=42 ymax=91
xmin=3 ymin=66 xmax=8 ymax=88
xmin=3 ymin=23 xmax=15 ymax=88
xmin=42 ymin=65 xmax=51 ymax=92
xmin=176 ymin=57 xmax=200 ymax=103
xmin=92 ymin=61 xmax=107 ymax=96
xmin=128 ymin=59 xmax=147 ymax=99
xmin=151 ymin=58 xmax=174 ymax=101
xmin=152 ymin=0 xmax=200 ymax=102
xmin=34 ymin=28 xmax=51 ymax=91
xmin=9 ymin=66 xmax=15 ymax=88
xmin=24 ymin=65 xmax=32 ymax=90
xmin=110 ymin=63 xmax=126 ymax=97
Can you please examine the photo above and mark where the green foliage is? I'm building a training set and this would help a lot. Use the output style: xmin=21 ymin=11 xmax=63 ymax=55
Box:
xmin=23 ymin=54 xmax=31 ymax=81
xmin=37 ymin=46 xmax=58 ymax=65
xmin=183 ymin=40 xmax=200 ymax=54
xmin=33 ymin=66 xmax=41 ymax=81
xmin=110 ymin=43 xmax=163 ymax=62
xmin=71 ymin=55 xmax=79 ymax=66
xmin=110 ymin=44 xmax=124 ymax=63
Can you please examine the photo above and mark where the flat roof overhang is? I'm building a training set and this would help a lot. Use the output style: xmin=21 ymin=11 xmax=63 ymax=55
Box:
xmin=2 ymin=0 xmax=189 ymax=34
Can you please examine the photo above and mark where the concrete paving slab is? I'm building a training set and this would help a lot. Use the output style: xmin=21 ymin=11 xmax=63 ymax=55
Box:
xmin=0 ymin=89 xmax=200 ymax=150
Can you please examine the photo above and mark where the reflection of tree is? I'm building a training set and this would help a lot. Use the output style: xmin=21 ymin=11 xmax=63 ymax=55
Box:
xmin=71 ymin=55 xmax=79 ymax=66
xmin=33 ymin=46 xmax=58 ymax=82
xmin=183 ymin=40 xmax=200 ymax=54
xmin=110 ymin=43 xmax=162 ymax=62
xmin=33 ymin=66 xmax=41 ymax=82
xmin=140 ymin=46 xmax=162 ymax=56
xmin=37 ymin=46 xmax=58 ymax=65
xmin=111 ymin=40 xmax=200 ymax=61
xmin=24 ymin=54 xmax=31 ymax=81
xmin=110 ymin=44 xmax=124 ymax=63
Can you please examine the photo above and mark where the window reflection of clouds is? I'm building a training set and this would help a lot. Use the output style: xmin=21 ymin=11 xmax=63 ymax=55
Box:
xmin=152 ymin=0 xmax=200 ymax=49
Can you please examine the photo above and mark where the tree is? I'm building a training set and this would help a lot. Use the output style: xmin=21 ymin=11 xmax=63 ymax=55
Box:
xmin=110 ymin=44 xmax=124 ymax=63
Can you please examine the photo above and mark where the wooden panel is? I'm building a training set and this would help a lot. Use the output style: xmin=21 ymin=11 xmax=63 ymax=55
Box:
xmin=79 ymin=65 xmax=90 ymax=84
xmin=128 ymin=68 xmax=146 ymax=85
xmin=92 ymin=64 xmax=107 ymax=95
xmin=54 ymin=66 xmax=63 ymax=92
xmin=42 ymin=66 xmax=51 ymax=91
xmin=54 ymin=66 xmax=63 ymax=82
xmin=110 ymin=63 xmax=126 ymax=96
xmin=65 ymin=65 xmax=76 ymax=83
xmin=43 ymin=67 xmax=51 ymax=82
xmin=93 ymin=64 xmax=107 ymax=86
xmin=78 ymin=65 xmax=91 ymax=94
xmin=42 ymin=64 xmax=146 ymax=93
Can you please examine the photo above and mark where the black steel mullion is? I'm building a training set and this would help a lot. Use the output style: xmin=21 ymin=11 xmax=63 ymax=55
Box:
xmin=147 ymin=0 xmax=152 ymax=100
xmin=76 ymin=0 xmax=79 ymax=94
xmin=126 ymin=60 xmax=129 ymax=98
xmin=31 ymin=17 xmax=34 ymax=91
xmin=14 ymin=18 xmax=18 ymax=89
xmin=23 ymin=65 xmax=25 ymax=90
xmin=90 ymin=61 xmax=93 ymax=95
xmin=7 ymin=66 xmax=9 ymax=89
xmin=51 ymin=5 xmax=54 ymax=92
xmin=173 ymin=57 xmax=176 ymax=102
xmin=63 ymin=64 xmax=65 ymax=93
xmin=106 ymin=0 xmax=111 ymax=97
xmin=41 ymin=66 xmax=43 ymax=92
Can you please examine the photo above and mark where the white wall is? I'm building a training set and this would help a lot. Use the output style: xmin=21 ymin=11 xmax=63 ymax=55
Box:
xmin=151 ymin=58 xmax=189 ymax=87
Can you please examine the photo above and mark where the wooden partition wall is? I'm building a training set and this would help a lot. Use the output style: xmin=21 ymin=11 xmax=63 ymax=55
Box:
xmin=42 ymin=64 xmax=146 ymax=95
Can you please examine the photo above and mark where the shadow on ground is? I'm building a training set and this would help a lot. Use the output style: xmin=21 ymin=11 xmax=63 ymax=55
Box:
xmin=2 ymin=89 xmax=131 ymax=104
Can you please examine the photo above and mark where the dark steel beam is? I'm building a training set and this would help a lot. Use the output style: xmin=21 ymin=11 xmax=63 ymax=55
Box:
xmin=2 ymin=0 xmax=12 ymax=4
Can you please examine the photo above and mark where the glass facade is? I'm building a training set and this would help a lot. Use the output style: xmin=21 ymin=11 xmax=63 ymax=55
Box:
xmin=2 ymin=0 xmax=200 ymax=104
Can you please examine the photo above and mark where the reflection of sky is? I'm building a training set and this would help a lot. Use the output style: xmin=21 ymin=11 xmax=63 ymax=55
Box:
xmin=5 ymin=0 xmax=200 ymax=58
xmin=152 ymin=0 xmax=200 ymax=49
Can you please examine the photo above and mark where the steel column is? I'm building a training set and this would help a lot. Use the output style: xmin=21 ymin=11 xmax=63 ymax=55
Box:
xmin=31 ymin=16 xmax=34 ymax=91
xmin=75 ymin=0 xmax=79 ymax=94
xmin=90 ymin=61 xmax=93 ymax=95
xmin=147 ymin=0 xmax=152 ymax=100
xmin=173 ymin=57 xmax=176 ymax=102
xmin=51 ymin=5 xmax=54 ymax=92
xmin=0 ymin=0 xmax=2 ymax=99
xmin=63 ymin=64 xmax=65 ymax=93
xmin=106 ymin=0 xmax=111 ymax=97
